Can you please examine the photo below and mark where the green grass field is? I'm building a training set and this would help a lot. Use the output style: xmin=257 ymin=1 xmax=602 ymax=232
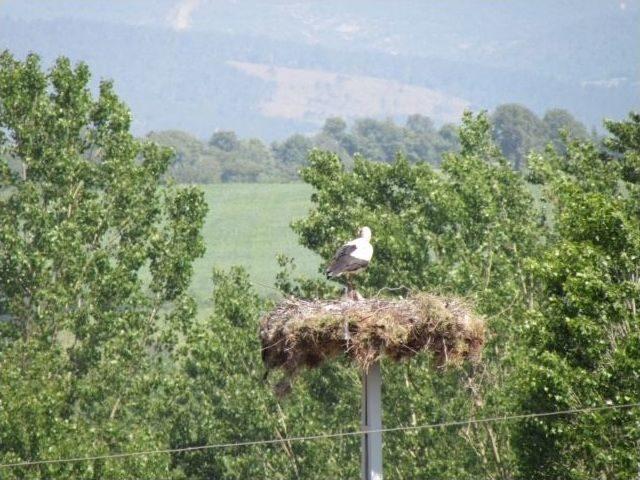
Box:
xmin=189 ymin=183 xmax=322 ymax=310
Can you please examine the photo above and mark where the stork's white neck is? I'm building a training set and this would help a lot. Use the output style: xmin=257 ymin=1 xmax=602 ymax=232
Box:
xmin=359 ymin=226 xmax=372 ymax=241
xmin=351 ymin=237 xmax=374 ymax=261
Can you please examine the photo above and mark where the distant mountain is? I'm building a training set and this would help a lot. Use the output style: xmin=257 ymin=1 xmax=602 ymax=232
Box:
xmin=1 ymin=0 xmax=638 ymax=139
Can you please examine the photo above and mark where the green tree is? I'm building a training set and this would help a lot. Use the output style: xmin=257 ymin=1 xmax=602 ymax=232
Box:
xmin=271 ymin=134 xmax=314 ymax=179
xmin=321 ymin=117 xmax=348 ymax=139
xmin=272 ymin=134 xmax=313 ymax=166
xmin=542 ymin=108 xmax=589 ymax=154
xmin=209 ymin=130 xmax=240 ymax=152
xmin=289 ymin=112 xmax=543 ymax=478
xmin=351 ymin=118 xmax=405 ymax=162
xmin=317 ymin=116 xmax=356 ymax=163
xmin=403 ymin=114 xmax=440 ymax=163
xmin=0 ymin=52 xmax=207 ymax=479
xmin=151 ymin=131 xmax=285 ymax=183
xmin=514 ymin=114 xmax=640 ymax=479
xmin=295 ymin=112 xmax=539 ymax=306
xmin=492 ymin=103 xmax=547 ymax=171
xmin=149 ymin=130 xmax=222 ymax=183
xmin=169 ymin=268 xmax=361 ymax=479
xmin=436 ymin=123 xmax=462 ymax=160
xmin=220 ymin=138 xmax=279 ymax=182
xmin=605 ymin=111 xmax=640 ymax=184
xmin=405 ymin=114 xmax=435 ymax=135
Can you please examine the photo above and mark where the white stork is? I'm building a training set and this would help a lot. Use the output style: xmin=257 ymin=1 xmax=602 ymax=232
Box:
xmin=326 ymin=226 xmax=373 ymax=295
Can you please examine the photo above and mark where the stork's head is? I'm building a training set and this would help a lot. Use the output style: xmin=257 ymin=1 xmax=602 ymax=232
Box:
xmin=358 ymin=226 xmax=372 ymax=241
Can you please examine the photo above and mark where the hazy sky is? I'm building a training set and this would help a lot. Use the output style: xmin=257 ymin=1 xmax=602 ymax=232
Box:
xmin=2 ymin=1 xmax=638 ymax=138
xmin=4 ymin=1 xmax=637 ymax=44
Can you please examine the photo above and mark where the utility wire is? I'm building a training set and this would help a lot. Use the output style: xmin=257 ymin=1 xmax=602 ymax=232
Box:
xmin=250 ymin=280 xmax=283 ymax=294
xmin=1 ymin=402 xmax=638 ymax=470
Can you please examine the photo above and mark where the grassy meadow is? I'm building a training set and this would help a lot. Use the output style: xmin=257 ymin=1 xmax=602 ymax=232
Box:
xmin=188 ymin=183 xmax=322 ymax=311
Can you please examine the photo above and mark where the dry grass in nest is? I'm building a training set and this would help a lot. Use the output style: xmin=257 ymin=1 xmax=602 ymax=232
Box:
xmin=260 ymin=293 xmax=485 ymax=387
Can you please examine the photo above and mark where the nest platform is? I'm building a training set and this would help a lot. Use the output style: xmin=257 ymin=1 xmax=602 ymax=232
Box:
xmin=260 ymin=293 xmax=485 ymax=378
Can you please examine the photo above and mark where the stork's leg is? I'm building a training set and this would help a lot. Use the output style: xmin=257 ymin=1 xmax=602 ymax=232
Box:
xmin=343 ymin=317 xmax=352 ymax=344
xmin=342 ymin=274 xmax=353 ymax=342
xmin=347 ymin=276 xmax=362 ymax=300
xmin=339 ymin=275 xmax=349 ymax=300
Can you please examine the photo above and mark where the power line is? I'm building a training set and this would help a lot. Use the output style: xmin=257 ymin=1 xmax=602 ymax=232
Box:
xmin=1 ymin=402 xmax=638 ymax=470
xmin=250 ymin=280 xmax=283 ymax=294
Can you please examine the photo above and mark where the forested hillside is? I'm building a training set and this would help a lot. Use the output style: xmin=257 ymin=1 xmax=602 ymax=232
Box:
xmin=0 ymin=53 xmax=638 ymax=479
xmin=2 ymin=1 xmax=637 ymax=138
xmin=151 ymin=104 xmax=591 ymax=183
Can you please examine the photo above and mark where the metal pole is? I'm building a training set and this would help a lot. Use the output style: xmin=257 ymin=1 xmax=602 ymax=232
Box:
xmin=361 ymin=361 xmax=383 ymax=480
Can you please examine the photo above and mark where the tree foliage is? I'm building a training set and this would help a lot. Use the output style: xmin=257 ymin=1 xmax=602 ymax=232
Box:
xmin=491 ymin=103 xmax=548 ymax=171
xmin=282 ymin=111 xmax=639 ymax=478
xmin=286 ymin=111 xmax=544 ymax=478
xmin=0 ymin=52 xmax=207 ymax=479
xmin=209 ymin=130 xmax=240 ymax=152
xmin=155 ymin=107 xmax=589 ymax=184
xmin=542 ymin=108 xmax=589 ymax=154
xmin=1 ymin=51 xmax=637 ymax=480
xmin=168 ymin=267 xmax=362 ymax=479
xmin=513 ymin=114 xmax=640 ymax=479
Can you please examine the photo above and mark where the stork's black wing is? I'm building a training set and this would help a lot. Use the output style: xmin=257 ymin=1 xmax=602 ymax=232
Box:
xmin=326 ymin=244 xmax=361 ymax=277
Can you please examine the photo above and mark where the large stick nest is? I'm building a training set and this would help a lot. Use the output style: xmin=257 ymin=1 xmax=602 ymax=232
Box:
xmin=260 ymin=293 xmax=485 ymax=379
